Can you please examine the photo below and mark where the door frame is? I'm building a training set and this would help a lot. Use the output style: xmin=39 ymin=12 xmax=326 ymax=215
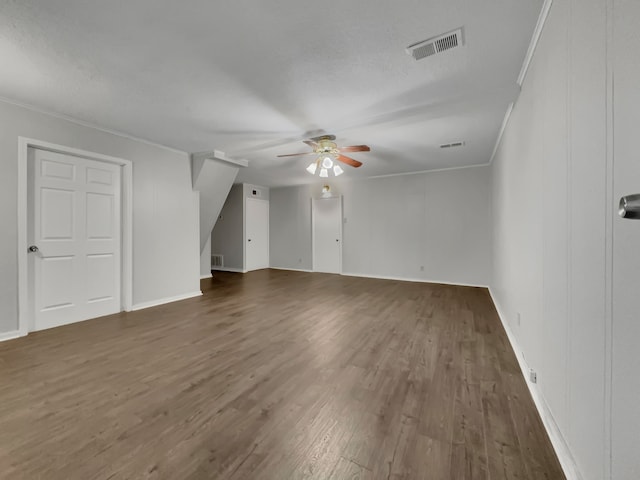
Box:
xmin=17 ymin=137 xmax=133 ymax=337
xmin=311 ymin=196 xmax=343 ymax=274
xmin=244 ymin=197 xmax=270 ymax=272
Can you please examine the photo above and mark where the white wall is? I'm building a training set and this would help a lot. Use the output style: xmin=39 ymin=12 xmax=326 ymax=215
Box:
xmin=490 ymin=0 xmax=608 ymax=478
xmin=270 ymin=185 xmax=313 ymax=270
xmin=243 ymin=183 xmax=270 ymax=201
xmin=270 ymin=166 xmax=493 ymax=287
xmin=0 ymin=100 xmax=200 ymax=334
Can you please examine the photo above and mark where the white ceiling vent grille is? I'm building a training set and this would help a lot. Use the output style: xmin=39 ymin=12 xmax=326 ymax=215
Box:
xmin=440 ymin=141 xmax=466 ymax=149
xmin=406 ymin=28 xmax=464 ymax=61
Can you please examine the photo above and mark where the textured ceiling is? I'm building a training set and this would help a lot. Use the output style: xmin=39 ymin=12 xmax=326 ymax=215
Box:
xmin=0 ymin=0 xmax=543 ymax=187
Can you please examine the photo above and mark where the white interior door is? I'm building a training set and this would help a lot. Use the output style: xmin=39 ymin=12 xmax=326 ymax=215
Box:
xmin=612 ymin=2 xmax=640 ymax=477
xmin=312 ymin=196 xmax=342 ymax=274
xmin=29 ymin=148 xmax=121 ymax=331
xmin=245 ymin=198 xmax=269 ymax=271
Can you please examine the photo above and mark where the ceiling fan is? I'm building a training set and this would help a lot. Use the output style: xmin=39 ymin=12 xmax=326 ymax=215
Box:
xmin=277 ymin=135 xmax=370 ymax=177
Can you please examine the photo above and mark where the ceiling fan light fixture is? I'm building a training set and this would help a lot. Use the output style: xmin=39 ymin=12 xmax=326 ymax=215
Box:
xmin=306 ymin=162 xmax=318 ymax=174
xmin=322 ymin=156 xmax=334 ymax=169
xmin=280 ymin=135 xmax=368 ymax=176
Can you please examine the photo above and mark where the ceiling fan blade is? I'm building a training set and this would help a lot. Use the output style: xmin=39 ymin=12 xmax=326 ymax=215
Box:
xmin=338 ymin=145 xmax=370 ymax=153
xmin=276 ymin=152 xmax=316 ymax=158
xmin=303 ymin=140 xmax=319 ymax=149
xmin=337 ymin=154 xmax=363 ymax=168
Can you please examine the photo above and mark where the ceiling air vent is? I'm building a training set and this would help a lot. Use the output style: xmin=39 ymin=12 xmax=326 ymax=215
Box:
xmin=406 ymin=28 xmax=464 ymax=61
xmin=440 ymin=141 xmax=466 ymax=149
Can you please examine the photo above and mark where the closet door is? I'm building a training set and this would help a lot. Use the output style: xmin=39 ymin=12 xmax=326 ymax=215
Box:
xmin=245 ymin=198 xmax=269 ymax=271
xmin=312 ymin=197 xmax=342 ymax=274
xmin=29 ymin=148 xmax=121 ymax=331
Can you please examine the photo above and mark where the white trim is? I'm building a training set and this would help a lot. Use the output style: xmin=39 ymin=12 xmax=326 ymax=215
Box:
xmin=1 ymin=97 xmax=185 ymax=155
xmin=242 ymin=186 xmax=247 ymax=272
xmin=603 ymin=0 xmax=614 ymax=476
xmin=0 ymin=330 xmax=23 ymax=343
xmin=517 ymin=0 xmax=554 ymax=86
xmin=488 ymin=287 xmax=583 ymax=480
xmin=490 ymin=1 xmax=553 ymax=166
xmin=131 ymin=291 xmax=202 ymax=311
xmin=269 ymin=267 xmax=313 ymax=273
xmin=342 ymin=271 xmax=488 ymax=289
xmin=212 ymin=267 xmax=247 ymax=273
xmin=565 ymin=0 xmax=573 ymax=458
xmin=200 ymin=274 xmax=213 ymax=280
xmin=17 ymin=139 xmax=28 ymax=337
xmin=489 ymin=102 xmax=515 ymax=164
xmin=265 ymin=163 xmax=491 ymax=189
xmin=17 ymin=137 xmax=134 ymax=337
xmin=121 ymin=160 xmax=133 ymax=312
xmin=489 ymin=1 xmax=553 ymax=169
xmin=365 ymin=162 xmax=490 ymax=181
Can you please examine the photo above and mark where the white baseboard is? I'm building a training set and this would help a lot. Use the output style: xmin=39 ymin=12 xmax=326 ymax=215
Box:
xmin=131 ymin=291 xmax=203 ymax=311
xmin=269 ymin=267 xmax=313 ymax=273
xmin=266 ymin=268 xmax=489 ymax=288
xmin=488 ymin=287 xmax=583 ymax=480
xmin=212 ymin=267 xmax=246 ymax=273
xmin=0 ymin=330 xmax=23 ymax=343
xmin=341 ymin=271 xmax=488 ymax=289
xmin=200 ymin=273 xmax=213 ymax=279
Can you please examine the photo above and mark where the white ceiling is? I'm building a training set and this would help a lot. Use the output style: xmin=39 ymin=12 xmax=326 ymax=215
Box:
xmin=0 ymin=0 xmax=542 ymax=187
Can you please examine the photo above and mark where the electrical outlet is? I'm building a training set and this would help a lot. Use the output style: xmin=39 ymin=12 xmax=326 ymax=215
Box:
xmin=420 ymin=265 xmax=424 ymax=271
xmin=298 ymin=258 xmax=302 ymax=263
xmin=517 ymin=312 xmax=521 ymax=326
xmin=529 ymin=368 xmax=537 ymax=384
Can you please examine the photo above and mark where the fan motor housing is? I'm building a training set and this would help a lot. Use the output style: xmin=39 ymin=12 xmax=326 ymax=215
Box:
xmin=317 ymin=139 xmax=338 ymax=155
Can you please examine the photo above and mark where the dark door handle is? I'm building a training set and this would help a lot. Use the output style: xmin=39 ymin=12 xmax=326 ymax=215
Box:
xmin=619 ymin=194 xmax=640 ymax=219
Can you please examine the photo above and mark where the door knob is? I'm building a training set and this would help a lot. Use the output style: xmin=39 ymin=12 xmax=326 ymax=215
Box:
xmin=28 ymin=245 xmax=39 ymax=253
xmin=619 ymin=194 xmax=640 ymax=219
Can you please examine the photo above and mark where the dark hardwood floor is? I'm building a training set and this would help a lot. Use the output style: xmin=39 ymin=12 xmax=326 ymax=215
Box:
xmin=0 ymin=270 xmax=564 ymax=479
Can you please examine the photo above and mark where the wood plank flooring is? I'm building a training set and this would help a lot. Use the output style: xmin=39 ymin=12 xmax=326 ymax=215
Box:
xmin=0 ymin=270 xmax=565 ymax=479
